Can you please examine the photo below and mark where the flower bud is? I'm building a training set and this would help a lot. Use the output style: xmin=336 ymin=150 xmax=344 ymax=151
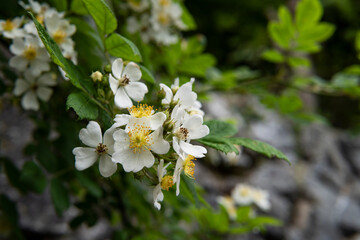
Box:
xmin=163 ymin=119 xmax=175 ymax=132
xmin=157 ymin=88 xmax=166 ymax=99
xmin=104 ymin=64 xmax=112 ymax=73
xmin=91 ymin=71 xmax=103 ymax=82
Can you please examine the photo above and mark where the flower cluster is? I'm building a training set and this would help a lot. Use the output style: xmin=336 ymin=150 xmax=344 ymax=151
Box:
xmin=217 ymin=183 xmax=271 ymax=219
xmin=73 ymin=58 xmax=209 ymax=209
xmin=1 ymin=0 xmax=77 ymax=110
xmin=125 ymin=0 xmax=188 ymax=45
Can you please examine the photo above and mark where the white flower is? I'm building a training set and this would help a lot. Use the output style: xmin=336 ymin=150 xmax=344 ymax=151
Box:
xmin=153 ymin=159 xmax=173 ymax=210
xmin=72 ymin=121 xmax=117 ymax=177
xmin=44 ymin=13 xmax=76 ymax=53
xmin=160 ymin=78 xmax=197 ymax=108
xmin=0 ymin=17 xmax=24 ymax=39
xmin=114 ymin=104 xmax=166 ymax=130
xmin=217 ymin=196 xmax=237 ymax=220
xmin=112 ymin=122 xmax=170 ymax=172
xmin=251 ymin=188 xmax=271 ymax=211
xmin=20 ymin=0 xmax=64 ymax=24
xmin=127 ymin=15 xmax=154 ymax=43
xmin=13 ymin=72 xmax=56 ymax=110
xmin=150 ymin=0 xmax=186 ymax=31
xmin=172 ymin=107 xmax=209 ymax=158
xmin=109 ymin=58 xmax=148 ymax=109
xmin=127 ymin=0 xmax=149 ymax=12
xmin=173 ymin=153 xmax=196 ymax=196
xmin=9 ymin=36 xmax=50 ymax=76
xmin=231 ymin=184 xmax=254 ymax=206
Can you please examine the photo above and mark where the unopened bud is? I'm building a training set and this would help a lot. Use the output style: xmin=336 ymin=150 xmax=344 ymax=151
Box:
xmin=158 ymin=88 xmax=166 ymax=99
xmin=104 ymin=64 xmax=112 ymax=73
xmin=170 ymin=99 xmax=179 ymax=109
xmin=171 ymin=86 xmax=179 ymax=95
xmin=163 ymin=119 xmax=175 ymax=132
xmin=91 ymin=71 xmax=103 ymax=82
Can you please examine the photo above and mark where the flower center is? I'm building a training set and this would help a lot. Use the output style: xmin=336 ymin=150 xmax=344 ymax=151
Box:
xmin=96 ymin=143 xmax=108 ymax=155
xmin=128 ymin=0 xmax=141 ymax=7
xmin=36 ymin=15 xmax=44 ymax=25
xmin=240 ymin=188 xmax=251 ymax=197
xmin=53 ymin=29 xmax=66 ymax=44
xmin=176 ymin=127 xmax=189 ymax=141
xmin=129 ymin=104 xmax=153 ymax=118
xmin=2 ymin=20 xmax=14 ymax=31
xmin=184 ymin=155 xmax=196 ymax=179
xmin=159 ymin=0 xmax=170 ymax=7
xmin=158 ymin=13 xmax=170 ymax=25
xmin=120 ymin=74 xmax=130 ymax=86
xmin=161 ymin=175 xmax=174 ymax=191
xmin=24 ymin=45 xmax=37 ymax=60
xmin=128 ymin=124 xmax=153 ymax=153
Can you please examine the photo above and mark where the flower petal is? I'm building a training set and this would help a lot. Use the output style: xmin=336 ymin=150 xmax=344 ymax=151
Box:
xmin=172 ymin=136 xmax=182 ymax=156
xmin=112 ymin=58 xmax=123 ymax=79
xmin=73 ymin=147 xmax=98 ymax=170
xmin=114 ymin=87 xmax=133 ymax=109
xmin=150 ymin=128 xmax=170 ymax=154
xmin=103 ymin=127 xmax=116 ymax=155
xmin=10 ymin=38 xmax=25 ymax=55
xmin=79 ymin=121 xmax=102 ymax=148
xmin=113 ymin=114 xmax=130 ymax=128
xmin=37 ymin=73 xmax=57 ymax=86
xmin=113 ymin=129 xmax=129 ymax=152
xmin=174 ymin=83 xmax=197 ymax=107
xmin=22 ymin=91 xmax=39 ymax=110
xmin=36 ymin=87 xmax=52 ymax=101
xmin=183 ymin=115 xmax=209 ymax=139
xmin=122 ymin=62 xmax=141 ymax=82
xmin=112 ymin=148 xmax=154 ymax=172
xmin=153 ymin=184 xmax=164 ymax=210
xmin=159 ymin=83 xmax=173 ymax=105
xmin=9 ymin=55 xmax=28 ymax=72
xmin=124 ymin=82 xmax=148 ymax=102
xmin=13 ymin=79 xmax=30 ymax=96
xmin=150 ymin=112 xmax=166 ymax=130
xmin=99 ymin=155 xmax=117 ymax=177
xmin=179 ymin=141 xmax=207 ymax=158
xmin=109 ymin=75 xmax=119 ymax=95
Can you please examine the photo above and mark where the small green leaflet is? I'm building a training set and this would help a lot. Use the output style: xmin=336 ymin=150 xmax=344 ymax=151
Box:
xmin=105 ymin=33 xmax=142 ymax=62
xmin=67 ymin=92 xmax=99 ymax=120
xmin=19 ymin=161 xmax=47 ymax=194
xmin=198 ymin=120 xmax=290 ymax=164
xmin=50 ymin=178 xmax=70 ymax=216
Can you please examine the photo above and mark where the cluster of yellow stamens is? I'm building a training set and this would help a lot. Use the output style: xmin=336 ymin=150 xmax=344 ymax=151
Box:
xmin=128 ymin=124 xmax=153 ymax=153
xmin=184 ymin=155 xmax=196 ymax=179
xmin=161 ymin=175 xmax=174 ymax=191
xmin=159 ymin=0 xmax=170 ymax=6
xmin=53 ymin=29 xmax=67 ymax=44
xmin=24 ymin=45 xmax=37 ymax=60
xmin=2 ymin=20 xmax=14 ymax=31
xmin=96 ymin=143 xmax=108 ymax=155
xmin=175 ymin=127 xmax=189 ymax=141
xmin=129 ymin=104 xmax=153 ymax=118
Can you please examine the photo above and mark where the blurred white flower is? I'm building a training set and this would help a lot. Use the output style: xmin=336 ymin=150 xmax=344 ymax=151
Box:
xmin=251 ymin=188 xmax=271 ymax=211
xmin=127 ymin=0 xmax=149 ymax=12
xmin=9 ymin=36 xmax=50 ymax=76
xmin=72 ymin=121 xmax=117 ymax=177
xmin=109 ymin=58 xmax=148 ymax=108
xmin=153 ymin=159 xmax=173 ymax=210
xmin=13 ymin=72 xmax=56 ymax=110
xmin=0 ymin=17 xmax=24 ymax=39
xmin=217 ymin=196 xmax=237 ymax=220
xmin=231 ymin=184 xmax=254 ymax=206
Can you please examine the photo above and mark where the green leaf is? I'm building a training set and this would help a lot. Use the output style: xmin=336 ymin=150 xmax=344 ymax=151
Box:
xmin=71 ymin=0 xmax=88 ymax=15
xmin=139 ymin=65 xmax=155 ymax=83
xmin=356 ymin=31 xmax=360 ymax=56
xmin=49 ymin=0 xmax=68 ymax=11
xmin=82 ymin=0 xmax=117 ymax=35
xmin=229 ymin=138 xmax=290 ymax=164
xmin=105 ymin=33 xmax=142 ymax=62
xmin=67 ymin=92 xmax=99 ymax=120
xmin=178 ymin=54 xmax=216 ymax=77
xmin=50 ymin=179 xmax=70 ymax=216
xmin=20 ymin=161 xmax=47 ymax=194
xmin=181 ymin=174 xmax=200 ymax=208
xmin=296 ymin=0 xmax=323 ymax=31
xmin=262 ymin=49 xmax=284 ymax=63
xmin=288 ymin=57 xmax=311 ymax=68
xmin=204 ymin=120 xmax=238 ymax=137
xmin=344 ymin=64 xmax=360 ymax=75
xmin=2 ymin=158 xmax=27 ymax=193
xmin=297 ymin=23 xmax=335 ymax=44
xmin=268 ymin=22 xmax=291 ymax=49
xmin=249 ymin=216 xmax=283 ymax=227
xmin=75 ymin=172 xmax=102 ymax=198
xmin=0 ymin=194 xmax=19 ymax=227
xmin=197 ymin=136 xmax=239 ymax=154
xmin=36 ymin=140 xmax=58 ymax=173
xmin=29 ymin=12 xmax=95 ymax=94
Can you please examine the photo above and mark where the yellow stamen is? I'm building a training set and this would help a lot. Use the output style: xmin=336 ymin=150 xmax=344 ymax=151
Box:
xmin=129 ymin=104 xmax=153 ymax=118
xmin=2 ymin=20 xmax=14 ymax=31
xmin=161 ymin=175 xmax=173 ymax=190
xmin=128 ymin=124 xmax=153 ymax=153
xmin=158 ymin=13 xmax=170 ymax=25
xmin=53 ymin=29 xmax=66 ymax=44
xmin=24 ymin=45 xmax=37 ymax=60
xmin=159 ymin=0 xmax=170 ymax=6
xmin=184 ymin=155 xmax=196 ymax=179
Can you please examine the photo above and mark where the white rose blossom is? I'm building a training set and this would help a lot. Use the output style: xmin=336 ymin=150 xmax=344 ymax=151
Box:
xmin=109 ymin=58 xmax=148 ymax=109
xmin=251 ymin=188 xmax=271 ymax=211
xmin=231 ymin=184 xmax=254 ymax=206
xmin=0 ymin=17 xmax=24 ymax=39
xmin=173 ymin=153 xmax=196 ymax=196
xmin=9 ymin=36 xmax=50 ymax=76
xmin=72 ymin=121 xmax=117 ymax=177
xmin=153 ymin=159 xmax=173 ymax=210
xmin=13 ymin=72 xmax=56 ymax=110
xmin=112 ymin=121 xmax=170 ymax=172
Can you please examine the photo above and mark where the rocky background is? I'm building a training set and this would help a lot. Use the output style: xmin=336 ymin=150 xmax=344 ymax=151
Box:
xmin=1 ymin=92 xmax=360 ymax=240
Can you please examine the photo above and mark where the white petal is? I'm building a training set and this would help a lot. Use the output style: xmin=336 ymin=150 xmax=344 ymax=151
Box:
xmin=114 ymin=87 xmax=133 ymax=109
xmin=10 ymin=38 xmax=25 ymax=55
xmin=113 ymin=129 xmax=130 ymax=152
xmin=36 ymin=48 xmax=50 ymax=60
xmin=124 ymin=82 xmax=148 ymax=102
xmin=183 ymin=115 xmax=209 ymax=139
xmin=99 ymin=155 xmax=117 ymax=177
xmin=113 ymin=114 xmax=130 ymax=127
xmin=150 ymin=128 xmax=170 ymax=154
xmin=174 ymin=83 xmax=197 ymax=107
xmin=153 ymin=184 xmax=163 ymax=210
xmin=109 ymin=75 xmax=119 ymax=95
xmin=172 ymin=136 xmax=182 ymax=156
xmin=36 ymin=87 xmax=52 ymax=101
xmin=122 ymin=62 xmax=141 ymax=82
xmin=30 ymin=60 xmax=50 ymax=76
xmin=159 ymin=83 xmax=173 ymax=105
xmin=22 ymin=91 xmax=39 ymax=110
xmin=112 ymin=148 xmax=154 ymax=172
xmin=150 ymin=112 xmax=166 ymax=130
xmin=112 ymin=58 xmax=123 ymax=79
xmin=13 ymin=79 xmax=29 ymax=96
xmin=79 ymin=121 xmax=102 ymax=148
xmin=73 ymin=147 xmax=98 ymax=170
xmin=103 ymin=127 xmax=116 ymax=155
xmin=9 ymin=55 xmax=28 ymax=71
xmin=179 ymin=141 xmax=207 ymax=158
xmin=37 ymin=73 xmax=57 ymax=86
